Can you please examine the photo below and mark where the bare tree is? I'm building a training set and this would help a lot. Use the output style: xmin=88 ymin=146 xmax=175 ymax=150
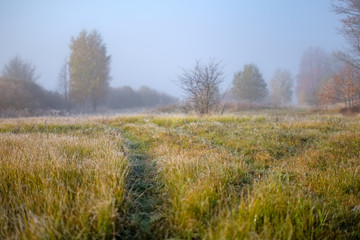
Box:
xmin=57 ymin=58 xmax=70 ymax=112
xmin=333 ymin=0 xmax=360 ymax=69
xmin=177 ymin=59 xmax=224 ymax=115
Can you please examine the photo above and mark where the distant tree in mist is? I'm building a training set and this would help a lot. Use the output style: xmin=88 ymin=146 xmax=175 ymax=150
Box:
xmin=108 ymin=86 xmax=137 ymax=109
xmin=333 ymin=0 xmax=360 ymax=69
xmin=0 ymin=57 xmax=64 ymax=114
xmin=232 ymin=64 xmax=268 ymax=103
xmin=57 ymin=58 xmax=71 ymax=112
xmin=2 ymin=56 xmax=38 ymax=82
xmin=177 ymin=59 xmax=224 ymax=115
xmin=319 ymin=64 xmax=360 ymax=108
xmin=108 ymin=86 xmax=178 ymax=109
xmin=296 ymin=47 xmax=342 ymax=107
xmin=69 ymin=30 xmax=111 ymax=112
xmin=137 ymin=86 xmax=156 ymax=107
xmin=0 ymin=57 xmax=42 ymax=110
xmin=0 ymin=77 xmax=41 ymax=111
xmin=270 ymin=68 xmax=293 ymax=106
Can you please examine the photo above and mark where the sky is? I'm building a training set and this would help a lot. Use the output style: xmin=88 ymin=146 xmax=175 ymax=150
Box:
xmin=0 ymin=0 xmax=346 ymax=98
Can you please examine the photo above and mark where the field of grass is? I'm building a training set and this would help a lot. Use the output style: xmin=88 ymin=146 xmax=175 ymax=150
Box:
xmin=1 ymin=111 xmax=360 ymax=239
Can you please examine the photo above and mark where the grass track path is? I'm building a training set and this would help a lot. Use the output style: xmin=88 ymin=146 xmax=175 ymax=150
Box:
xmin=119 ymin=132 xmax=167 ymax=239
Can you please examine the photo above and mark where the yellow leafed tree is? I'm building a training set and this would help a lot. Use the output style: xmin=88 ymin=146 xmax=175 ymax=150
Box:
xmin=69 ymin=30 xmax=111 ymax=112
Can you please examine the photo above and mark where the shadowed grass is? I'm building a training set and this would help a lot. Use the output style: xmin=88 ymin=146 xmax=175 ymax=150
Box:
xmin=118 ymin=132 xmax=168 ymax=239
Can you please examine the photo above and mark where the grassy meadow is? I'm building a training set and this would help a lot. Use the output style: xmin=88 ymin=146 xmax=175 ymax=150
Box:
xmin=1 ymin=111 xmax=360 ymax=239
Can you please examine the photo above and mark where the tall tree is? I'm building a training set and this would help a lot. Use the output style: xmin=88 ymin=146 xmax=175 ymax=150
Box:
xmin=57 ymin=58 xmax=70 ymax=112
xmin=177 ymin=59 xmax=224 ymax=115
xmin=270 ymin=68 xmax=293 ymax=106
xmin=69 ymin=30 xmax=111 ymax=111
xmin=333 ymin=0 xmax=360 ymax=69
xmin=232 ymin=64 xmax=268 ymax=103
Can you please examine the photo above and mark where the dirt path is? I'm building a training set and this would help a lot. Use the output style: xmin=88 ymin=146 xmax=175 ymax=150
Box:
xmin=119 ymin=134 xmax=166 ymax=239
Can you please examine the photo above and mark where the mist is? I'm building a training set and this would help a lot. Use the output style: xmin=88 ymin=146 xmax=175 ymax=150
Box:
xmin=0 ymin=1 xmax=344 ymax=90
xmin=0 ymin=0 xmax=347 ymax=115
xmin=3 ymin=2 xmax=360 ymax=237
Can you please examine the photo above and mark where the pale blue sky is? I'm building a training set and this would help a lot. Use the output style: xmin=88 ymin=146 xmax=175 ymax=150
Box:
xmin=0 ymin=0 xmax=345 ymax=97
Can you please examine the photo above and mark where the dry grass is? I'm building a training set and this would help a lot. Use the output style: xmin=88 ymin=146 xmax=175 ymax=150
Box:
xmin=1 ymin=111 xmax=360 ymax=239
xmin=0 ymin=119 xmax=128 ymax=239
xmin=110 ymin=112 xmax=360 ymax=239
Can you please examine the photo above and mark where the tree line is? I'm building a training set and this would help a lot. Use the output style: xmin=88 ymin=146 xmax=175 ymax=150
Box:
xmin=0 ymin=54 xmax=177 ymax=116
xmin=295 ymin=0 xmax=360 ymax=110
xmin=0 ymin=30 xmax=177 ymax=116
xmin=108 ymin=86 xmax=177 ymax=110
xmin=1 ymin=0 xmax=359 ymax=116
xmin=178 ymin=45 xmax=352 ymax=115
xmin=0 ymin=56 xmax=65 ymax=115
xmin=179 ymin=0 xmax=360 ymax=114
xmin=177 ymin=59 xmax=293 ymax=115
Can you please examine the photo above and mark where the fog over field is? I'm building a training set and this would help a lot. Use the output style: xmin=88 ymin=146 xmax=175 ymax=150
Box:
xmin=3 ymin=1 xmax=360 ymax=239
xmin=0 ymin=1 xmax=344 ymax=97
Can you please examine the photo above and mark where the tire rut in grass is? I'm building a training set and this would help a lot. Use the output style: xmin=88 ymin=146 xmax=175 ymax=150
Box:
xmin=119 ymin=136 xmax=166 ymax=239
